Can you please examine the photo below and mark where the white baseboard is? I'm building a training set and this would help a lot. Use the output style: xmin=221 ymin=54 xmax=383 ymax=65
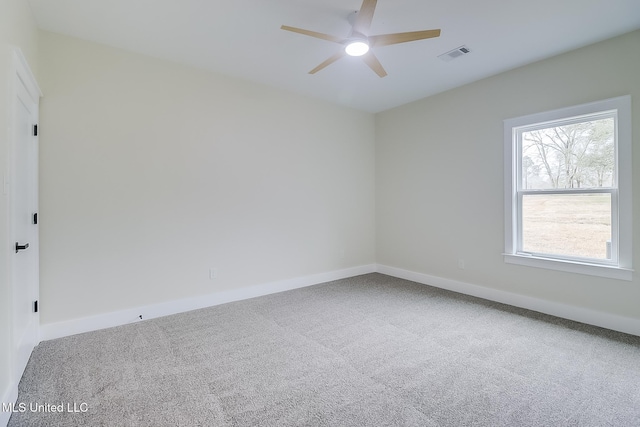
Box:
xmin=38 ymin=263 xmax=640 ymax=341
xmin=1 ymin=381 xmax=18 ymax=427
xmin=376 ymin=264 xmax=640 ymax=337
xmin=40 ymin=264 xmax=377 ymax=341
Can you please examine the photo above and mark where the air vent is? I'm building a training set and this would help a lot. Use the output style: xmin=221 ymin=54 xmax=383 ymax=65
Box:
xmin=438 ymin=45 xmax=471 ymax=62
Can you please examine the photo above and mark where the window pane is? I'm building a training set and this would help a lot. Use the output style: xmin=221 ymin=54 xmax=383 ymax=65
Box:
xmin=522 ymin=193 xmax=611 ymax=260
xmin=521 ymin=118 xmax=614 ymax=190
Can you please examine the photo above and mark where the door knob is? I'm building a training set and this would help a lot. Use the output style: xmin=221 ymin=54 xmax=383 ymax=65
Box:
xmin=15 ymin=242 xmax=29 ymax=253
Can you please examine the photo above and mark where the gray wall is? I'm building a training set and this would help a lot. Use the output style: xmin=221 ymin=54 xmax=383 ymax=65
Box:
xmin=376 ymin=30 xmax=640 ymax=320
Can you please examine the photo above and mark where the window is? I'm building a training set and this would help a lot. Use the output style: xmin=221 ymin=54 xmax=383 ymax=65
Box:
xmin=504 ymin=96 xmax=632 ymax=280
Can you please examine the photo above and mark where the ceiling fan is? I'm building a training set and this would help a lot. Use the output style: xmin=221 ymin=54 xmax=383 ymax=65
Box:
xmin=281 ymin=0 xmax=441 ymax=77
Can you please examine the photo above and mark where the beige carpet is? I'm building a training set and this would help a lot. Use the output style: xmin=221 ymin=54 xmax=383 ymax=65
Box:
xmin=8 ymin=273 xmax=640 ymax=426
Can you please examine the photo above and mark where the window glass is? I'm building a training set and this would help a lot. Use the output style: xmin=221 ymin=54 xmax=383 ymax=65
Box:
xmin=520 ymin=117 xmax=614 ymax=190
xmin=521 ymin=193 xmax=611 ymax=260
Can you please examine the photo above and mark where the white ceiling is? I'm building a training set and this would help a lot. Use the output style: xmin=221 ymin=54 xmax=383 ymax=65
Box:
xmin=27 ymin=0 xmax=640 ymax=113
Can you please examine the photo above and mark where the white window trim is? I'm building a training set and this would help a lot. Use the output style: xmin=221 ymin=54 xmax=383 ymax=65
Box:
xmin=504 ymin=95 xmax=633 ymax=281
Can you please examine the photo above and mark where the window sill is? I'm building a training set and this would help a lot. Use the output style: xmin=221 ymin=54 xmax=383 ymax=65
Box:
xmin=503 ymin=253 xmax=633 ymax=281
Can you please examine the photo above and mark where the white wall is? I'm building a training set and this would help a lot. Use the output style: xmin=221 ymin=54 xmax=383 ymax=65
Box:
xmin=38 ymin=32 xmax=375 ymax=325
xmin=0 ymin=0 xmax=39 ymax=417
xmin=20 ymin=19 xmax=640 ymax=343
xmin=376 ymin=30 xmax=640 ymax=321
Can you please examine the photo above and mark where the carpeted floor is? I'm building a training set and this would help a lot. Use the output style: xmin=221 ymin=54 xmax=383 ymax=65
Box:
xmin=8 ymin=273 xmax=640 ymax=426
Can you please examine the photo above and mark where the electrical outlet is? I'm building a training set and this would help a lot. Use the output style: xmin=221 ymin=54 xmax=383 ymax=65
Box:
xmin=209 ymin=268 xmax=218 ymax=279
xmin=458 ymin=259 xmax=465 ymax=270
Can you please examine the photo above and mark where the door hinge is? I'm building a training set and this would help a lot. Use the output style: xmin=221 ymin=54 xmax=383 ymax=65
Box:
xmin=33 ymin=212 xmax=38 ymax=225
xmin=33 ymin=300 xmax=38 ymax=313
xmin=33 ymin=124 xmax=38 ymax=136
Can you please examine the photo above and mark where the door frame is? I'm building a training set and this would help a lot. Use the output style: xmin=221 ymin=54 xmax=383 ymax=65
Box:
xmin=7 ymin=47 xmax=42 ymax=394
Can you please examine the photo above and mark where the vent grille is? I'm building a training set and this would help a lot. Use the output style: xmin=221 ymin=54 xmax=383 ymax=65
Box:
xmin=438 ymin=45 xmax=471 ymax=62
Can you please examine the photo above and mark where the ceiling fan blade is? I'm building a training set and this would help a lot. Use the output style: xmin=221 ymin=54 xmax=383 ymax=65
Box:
xmin=362 ymin=52 xmax=387 ymax=78
xmin=281 ymin=25 xmax=343 ymax=44
xmin=369 ymin=29 xmax=441 ymax=47
xmin=309 ymin=51 xmax=346 ymax=74
xmin=352 ymin=0 xmax=377 ymax=35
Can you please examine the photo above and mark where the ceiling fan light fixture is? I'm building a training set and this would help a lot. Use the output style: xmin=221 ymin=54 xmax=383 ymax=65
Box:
xmin=281 ymin=0 xmax=442 ymax=76
xmin=345 ymin=40 xmax=369 ymax=56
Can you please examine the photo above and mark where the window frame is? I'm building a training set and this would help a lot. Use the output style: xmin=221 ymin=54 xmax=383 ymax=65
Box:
xmin=504 ymin=96 xmax=633 ymax=281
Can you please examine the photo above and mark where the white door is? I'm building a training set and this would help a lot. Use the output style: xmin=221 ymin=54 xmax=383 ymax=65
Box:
xmin=10 ymin=50 xmax=41 ymax=380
